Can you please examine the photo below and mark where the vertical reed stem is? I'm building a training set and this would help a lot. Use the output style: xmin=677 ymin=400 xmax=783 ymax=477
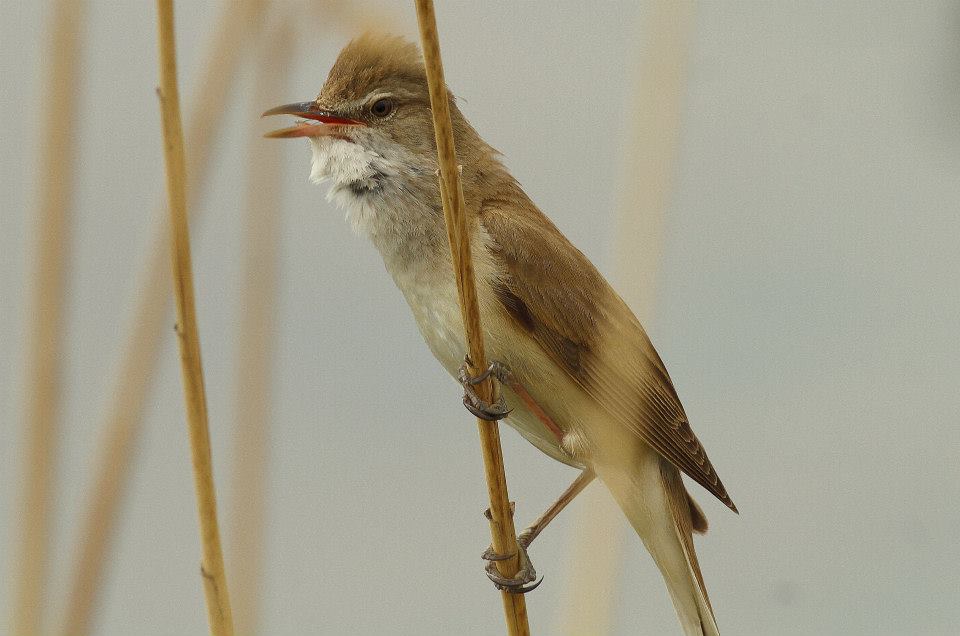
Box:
xmin=228 ymin=18 xmax=293 ymax=636
xmin=413 ymin=2 xmax=531 ymax=634
xmin=59 ymin=3 xmax=265 ymax=634
xmin=10 ymin=2 xmax=86 ymax=635
xmin=155 ymin=1 xmax=234 ymax=634
xmin=559 ymin=1 xmax=693 ymax=632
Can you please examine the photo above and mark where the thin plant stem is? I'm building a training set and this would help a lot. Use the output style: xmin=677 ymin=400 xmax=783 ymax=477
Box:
xmin=155 ymin=1 xmax=234 ymax=633
xmin=227 ymin=17 xmax=294 ymax=636
xmin=312 ymin=0 xmax=397 ymax=33
xmin=10 ymin=2 xmax=86 ymax=635
xmin=558 ymin=1 xmax=693 ymax=633
xmin=413 ymin=2 xmax=531 ymax=634
xmin=58 ymin=2 xmax=266 ymax=633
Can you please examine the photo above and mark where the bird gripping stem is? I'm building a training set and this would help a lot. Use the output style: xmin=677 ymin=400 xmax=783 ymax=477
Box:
xmin=413 ymin=2 xmax=531 ymax=634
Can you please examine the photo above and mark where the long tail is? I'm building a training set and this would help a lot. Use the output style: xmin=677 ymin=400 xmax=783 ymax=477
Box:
xmin=595 ymin=456 xmax=719 ymax=636
xmin=660 ymin=461 xmax=718 ymax=635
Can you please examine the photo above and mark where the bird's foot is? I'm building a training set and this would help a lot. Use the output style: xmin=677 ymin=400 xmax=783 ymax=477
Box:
xmin=458 ymin=357 xmax=513 ymax=421
xmin=481 ymin=541 xmax=541 ymax=594
xmin=480 ymin=503 xmax=542 ymax=594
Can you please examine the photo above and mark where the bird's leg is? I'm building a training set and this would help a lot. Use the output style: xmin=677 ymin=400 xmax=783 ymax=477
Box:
xmin=508 ymin=379 xmax=594 ymax=546
xmin=505 ymin=375 xmax=566 ymax=442
xmin=458 ymin=357 xmax=512 ymax=421
xmin=466 ymin=359 xmax=594 ymax=593
xmin=480 ymin=469 xmax=595 ymax=594
xmin=458 ymin=357 xmax=535 ymax=591
xmin=517 ymin=469 xmax=595 ymax=549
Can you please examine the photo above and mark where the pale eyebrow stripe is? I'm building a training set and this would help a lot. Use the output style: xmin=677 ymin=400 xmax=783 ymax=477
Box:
xmin=363 ymin=91 xmax=393 ymax=104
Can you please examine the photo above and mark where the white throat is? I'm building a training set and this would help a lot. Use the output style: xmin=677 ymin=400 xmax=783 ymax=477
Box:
xmin=305 ymin=135 xmax=502 ymax=412
xmin=307 ymin=135 xmax=447 ymax=262
xmin=309 ymin=137 xmax=388 ymax=235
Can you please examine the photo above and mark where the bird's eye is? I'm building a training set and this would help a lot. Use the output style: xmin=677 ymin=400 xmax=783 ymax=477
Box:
xmin=370 ymin=98 xmax=394 ymax=118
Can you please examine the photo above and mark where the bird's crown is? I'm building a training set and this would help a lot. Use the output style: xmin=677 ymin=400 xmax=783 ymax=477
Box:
xmin=317 ymin=33 xmax=427 ymax=107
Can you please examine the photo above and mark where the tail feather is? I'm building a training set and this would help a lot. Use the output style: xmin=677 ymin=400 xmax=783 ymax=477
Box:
xmin=594 ymin=455 xmax=719 ymax=636
xmin=661 ymin=461 xmax=717 ymax=631
xmin=688 ymin=492 xmax=708 ymax=535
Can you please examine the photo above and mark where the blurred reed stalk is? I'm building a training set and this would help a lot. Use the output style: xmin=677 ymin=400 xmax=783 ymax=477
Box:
xmin=58 ymin=2 xmax=266 ymax=634
xmin=413 ymin=2 xmax=531 ymax=635
xmin=558 ymin=0 xmax=693 ymax=633
xmin=155 ymin=0 xmax=234 ymax=633
xmin=312 ymin=0 xmax=398 ymax=33
xmin=227 ymin=17 xmax=294 ymax=636
xmin=9 ymin=2 xmax=86 ymax=635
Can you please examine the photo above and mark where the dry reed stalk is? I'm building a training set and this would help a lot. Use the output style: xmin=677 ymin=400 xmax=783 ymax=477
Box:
xmin=558 ymin=1 xmax=693 ymax=633
xmin=557 ymin=486 xmax=622 ymax=635
xmin=9 ymin=2 xmax=86 ymax=635
xmin=227 ymin=18 xmax=293 ymax=636
xmin=412 ymin=2 xmax=530 ymax=635
xmin=313 ymin=0 xmax=396 ymax=33
xmin=58 ymin=2 xmax=266 ymax=633
xmin=56 ymin=251 xmax=166 ymax=636
xmin=156 ymin=0 xmax=234 ymax=633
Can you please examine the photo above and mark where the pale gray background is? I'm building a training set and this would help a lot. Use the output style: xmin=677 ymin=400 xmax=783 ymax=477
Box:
xmin=2 ymin=1 xmax=959 ymax=634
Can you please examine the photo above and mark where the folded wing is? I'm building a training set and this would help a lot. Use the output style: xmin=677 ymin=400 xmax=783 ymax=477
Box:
xmin=479 ymin=194 xmax=737 ymax=512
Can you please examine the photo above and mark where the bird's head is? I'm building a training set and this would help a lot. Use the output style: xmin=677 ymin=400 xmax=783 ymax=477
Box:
xmin=264 ymin=34 xmax=465 ymax=196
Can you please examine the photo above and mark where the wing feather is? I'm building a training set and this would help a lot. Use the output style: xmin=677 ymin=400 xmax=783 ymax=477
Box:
xmin=479 ymin=196 xmax=737 ymax=512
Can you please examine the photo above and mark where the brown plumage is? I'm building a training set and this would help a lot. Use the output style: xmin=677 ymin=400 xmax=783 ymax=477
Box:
xmin=264 ymin=34 xmax=735 ymax=636
xmin=479 ymin=186 xmax=737 ymax=513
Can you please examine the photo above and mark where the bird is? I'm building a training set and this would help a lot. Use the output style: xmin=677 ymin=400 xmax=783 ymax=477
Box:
xmin=263 ymin=34 xmax=736 ymax=636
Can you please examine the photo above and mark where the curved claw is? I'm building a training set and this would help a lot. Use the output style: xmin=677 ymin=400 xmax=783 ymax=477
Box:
xmin=463 ymin=396 xmax=512 ymax=421
xmin=459 ymin=358 xmax=514 ymax=421
xmin=460 ymin=365 xmax=492 ymax=386
xmin=509 ymin=576 xmax=544 ymax=595
xmin=482 ymin=539 xmax=539 ymax=594
xmin=484 ymin=560 xmax=540 ymax=594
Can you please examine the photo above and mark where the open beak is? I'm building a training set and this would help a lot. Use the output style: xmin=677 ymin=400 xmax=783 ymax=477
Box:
xmin=261 ymin=101 xmax=363 ymax=138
